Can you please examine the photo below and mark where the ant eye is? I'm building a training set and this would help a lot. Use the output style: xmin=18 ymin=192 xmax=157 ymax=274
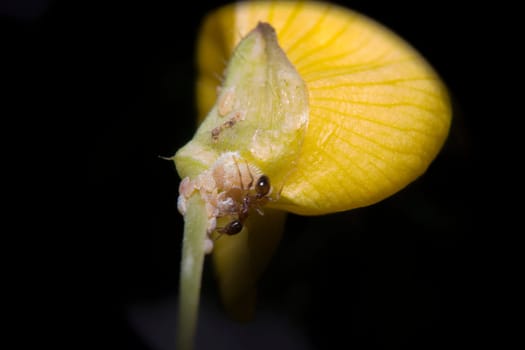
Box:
xmin=224 ymin=220 xmax=243 ymax=235
xmin=256 ymin=175 xmax=270 ymax=197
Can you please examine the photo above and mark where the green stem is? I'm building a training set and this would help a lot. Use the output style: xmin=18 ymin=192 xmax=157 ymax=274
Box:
xmin=177 ymin=193 xmax=208 ymax=350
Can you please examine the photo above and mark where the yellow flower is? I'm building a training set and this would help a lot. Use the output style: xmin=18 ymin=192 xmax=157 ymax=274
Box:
xmin=173 ymin=1 xmax=451 ymax=347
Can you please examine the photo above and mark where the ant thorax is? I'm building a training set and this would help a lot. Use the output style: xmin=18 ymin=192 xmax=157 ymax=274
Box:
xmin=177 ymin=152 xmax=272 ymax=253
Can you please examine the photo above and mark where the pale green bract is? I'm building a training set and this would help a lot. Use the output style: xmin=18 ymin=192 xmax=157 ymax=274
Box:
xmin=175 ymin=23 xmax=308 ymax=193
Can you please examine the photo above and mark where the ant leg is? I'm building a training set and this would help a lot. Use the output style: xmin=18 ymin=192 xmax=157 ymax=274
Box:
xmin=270 ymin=183 xmax=283 ymax=202
xmin=233 ymin=154 xmax=245 ymax=190
xmin=244 ymin=158 xmax=254 ymax=190
xmin=255 ymin=203 xmax=265 ymax=216
xmin=213 ymin=232 xmax=224 ymax=242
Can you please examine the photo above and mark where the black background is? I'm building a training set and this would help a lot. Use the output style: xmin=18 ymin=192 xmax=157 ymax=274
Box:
xmin=3 ymin=0 xmax=495 ymax=349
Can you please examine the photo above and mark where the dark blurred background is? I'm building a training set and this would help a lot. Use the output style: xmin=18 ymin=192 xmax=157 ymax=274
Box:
xmin=3 ymin=0 xmax=492 ymax=348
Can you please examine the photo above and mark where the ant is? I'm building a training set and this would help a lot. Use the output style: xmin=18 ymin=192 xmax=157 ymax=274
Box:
xmin=217 ymin=174 xmax=271 ymax=235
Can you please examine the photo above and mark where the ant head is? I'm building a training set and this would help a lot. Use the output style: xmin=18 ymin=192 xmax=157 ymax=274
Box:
xmin=255 ymin=175 xmax=271 ymax=198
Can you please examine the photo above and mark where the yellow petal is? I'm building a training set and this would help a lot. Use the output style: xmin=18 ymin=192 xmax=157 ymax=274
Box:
xmin=196 ymin=1 xmax=451 ymax=215
xmin=212 ymin=209 xmax=286 ymax=321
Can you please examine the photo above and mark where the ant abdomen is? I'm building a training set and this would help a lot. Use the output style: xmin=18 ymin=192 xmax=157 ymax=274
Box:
xmin=218 ymin=219 xmax=243 ymax=235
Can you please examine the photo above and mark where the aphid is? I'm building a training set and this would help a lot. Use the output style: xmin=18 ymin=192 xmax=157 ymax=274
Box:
xmin=177 ymin=152 xmax=273 ymax=245
xmin=211 ymin=111 xmax=244 ymax=141
xmin=218 ymin=88 xmax=235 ymax=117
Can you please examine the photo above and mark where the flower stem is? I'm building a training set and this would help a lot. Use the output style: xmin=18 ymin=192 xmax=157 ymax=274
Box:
xmin=176 ymin=193 xmax=208 ymax=350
